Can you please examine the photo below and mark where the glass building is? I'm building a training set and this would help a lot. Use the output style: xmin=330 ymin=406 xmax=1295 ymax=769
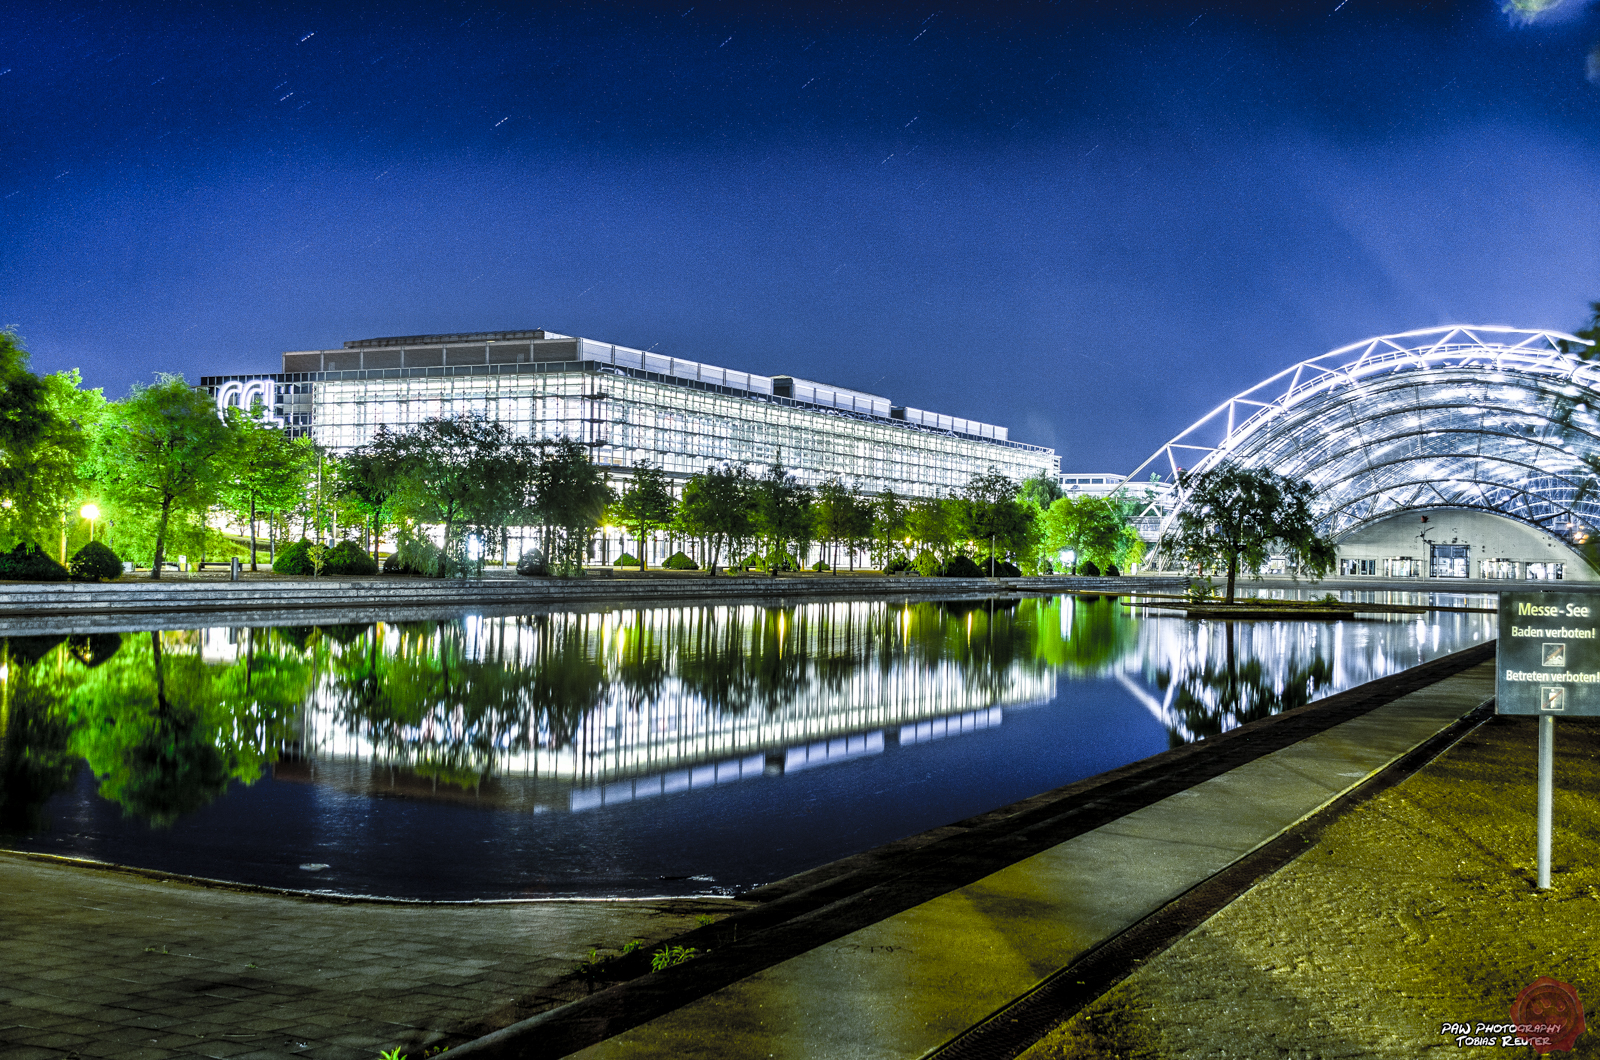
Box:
xmin=201 ymin=328 xmax=1057 ymax=494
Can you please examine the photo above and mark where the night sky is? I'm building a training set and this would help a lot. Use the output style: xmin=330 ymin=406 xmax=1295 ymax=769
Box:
xmin=4 ymin=1 xmax=1599 ymax=471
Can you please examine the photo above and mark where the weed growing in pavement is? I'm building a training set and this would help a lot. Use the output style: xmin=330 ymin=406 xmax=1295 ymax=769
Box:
xmin=621 ymin=938 xmax=646 ymax=955
xmin=651 ymin=945 xmax=699 ymax=972
xmin=379 ymin=1049 xmax=406 ymax=1060
xmin=695 ymin=914 xmax=716 ymax=927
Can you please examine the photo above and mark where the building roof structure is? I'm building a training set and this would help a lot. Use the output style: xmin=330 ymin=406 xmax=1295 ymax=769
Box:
xmin=1124 ymin=325 xmax=1600 ymax=543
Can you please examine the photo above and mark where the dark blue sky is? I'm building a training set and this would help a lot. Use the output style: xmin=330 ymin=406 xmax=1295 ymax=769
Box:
xmin=4 ymin=1 xmax=1599 ymax=469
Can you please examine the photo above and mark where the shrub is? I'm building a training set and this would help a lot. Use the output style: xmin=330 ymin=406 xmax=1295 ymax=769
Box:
xmin=884 ymin=553 xmax=913 ymax=574
xmin=0 ymin=543 xmax=69 ymax=582
xmin=981 ymin=558 xmax=1021 ymax=578
xmin=940 ymin=554 xmax=984 ymax=578
xmin=614 ymin=553 xmax=641 ymax=567
xmin=912 ymin=550 xmax=940 ymax=577
xmin=516 ymin=548 xmax=549 ymax=576
xmin=273 ymin=539 xmax=314 ymax=575
xmin=1106 ymin=563 xmax=1121 ymax=577
xmin=1079 ymin=560 xmax=1101 ymax=577
xmin=324 ymin=540 xmax=377 ymax=576
xmin=811 ymin=560 xmax=830 ymax=572
xmin=69 ymin=541 xmax=123 ymax=582
xmin=740 ymin=552 xmax=765 ymax=571
xmin=383 ymin=537 xmax=455 ymax=577
xmin=663 ymin=551 xmax=699 ymax=570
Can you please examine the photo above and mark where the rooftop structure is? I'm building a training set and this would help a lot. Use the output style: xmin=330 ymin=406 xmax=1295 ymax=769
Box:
xmin=1127 ymin=324 xmax=1600 ymax=580
xmin=202 ymin=328 xmax=1055 ymax=495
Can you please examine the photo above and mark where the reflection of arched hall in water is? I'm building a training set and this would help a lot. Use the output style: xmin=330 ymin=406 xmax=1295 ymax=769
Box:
xmin=1111 ymin=602 xmax=1494 ymax=742
xmin=282 ymin=605 xmax=1057 ymax=814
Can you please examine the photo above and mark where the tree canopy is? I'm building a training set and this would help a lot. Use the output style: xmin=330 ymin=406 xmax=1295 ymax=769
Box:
xmin=1162 ymin=464 xmax=1336 ymax=602
xmin=96 ymin=375 xmax=234 ymax=579
xmin=611 ymin=461 xmax=676 ymax=570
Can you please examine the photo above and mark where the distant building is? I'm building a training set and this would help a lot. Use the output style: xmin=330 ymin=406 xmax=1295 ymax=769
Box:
xmin=202 ymin=328 xmax=1056 ymax=496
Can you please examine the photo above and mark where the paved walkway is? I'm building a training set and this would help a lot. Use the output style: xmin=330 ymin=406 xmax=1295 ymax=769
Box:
xmin=559 ymin=662 xmax=1496 ymax=1060
xmin=0 ymin=860 xmax=725 ymax=1060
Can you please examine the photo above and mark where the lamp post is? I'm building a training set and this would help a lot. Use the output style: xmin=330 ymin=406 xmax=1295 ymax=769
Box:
xmin=80 ymin=503 xmax=101 ymax=544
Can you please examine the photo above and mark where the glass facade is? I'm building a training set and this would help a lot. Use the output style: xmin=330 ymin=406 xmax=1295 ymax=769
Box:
xmin=203 ymin=331 xmax=1056 ymax=495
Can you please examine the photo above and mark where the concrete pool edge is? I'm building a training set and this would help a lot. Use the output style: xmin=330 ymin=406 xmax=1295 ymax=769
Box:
xmin=0 ymin=848 xmax=751 ymax=907
xmin=0 ymin=574 xmax=1182 ymax=630
xmin=441 ymin=640 xmax=1497 ymax=1059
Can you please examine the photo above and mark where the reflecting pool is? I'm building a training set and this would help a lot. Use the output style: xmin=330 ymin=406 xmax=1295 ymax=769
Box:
xmin=0 ymin=595 xmax=1493 ymax=899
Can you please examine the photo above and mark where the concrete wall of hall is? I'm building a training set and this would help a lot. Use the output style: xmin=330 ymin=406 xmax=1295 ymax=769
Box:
xmin=1334 ymin=507 xmax=1594 ymax=582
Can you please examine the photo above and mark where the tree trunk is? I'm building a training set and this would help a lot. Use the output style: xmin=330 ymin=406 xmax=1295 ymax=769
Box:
xmin=1226 ymin=554 xmax=1238 ymax=604
xmin=249 ymin=496 xmax=259 ymax=572
xmin=150 ymin=496 xmax=173 ymax=580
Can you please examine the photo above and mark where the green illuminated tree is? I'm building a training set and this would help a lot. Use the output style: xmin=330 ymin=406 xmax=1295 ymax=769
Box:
xmin=1161 ymin=464 xmax=1336 ymax=603
xmin=871 ymin=488 xmax=908 ymax=569
xmin=96 ymin=375 xmax=234 ymax=579
xmin=950 ymin=469 xmax=1032 ymax=576
xmin=611 ymin=461 xmax=676 ymax=570
xmin=678 ymin=464 xmax=753 ymax=575
xmin=752 ymin=462 xmax=812 ymax=575
xmin=223 ymin=410 xmax=315 ymax=571
xmin=534 ymin=439 xmax=613 ymax=576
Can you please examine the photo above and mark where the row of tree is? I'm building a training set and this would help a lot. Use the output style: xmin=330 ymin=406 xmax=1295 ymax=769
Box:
xmin=615 ymin=462 xmax=1151 ymax=577
xmin=0 ymin=327 xmax=1157 ymax=580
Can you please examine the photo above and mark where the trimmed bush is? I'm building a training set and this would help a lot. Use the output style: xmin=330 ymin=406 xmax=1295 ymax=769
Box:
xmin=0 ymin=543 xmax=69 ymax=582
xmin=273 ymin=540 xmax=315 ymax=575
xmin=324 ymin=540 xmax=378 ymax=576
xmin=740 ymin=552 xmax=765 ymax=571
xmin=516 ymin=548 xmax=549 ymax=576
xmin=383 ymin=537 xmax=455 ymax=577
xmin=1105 ymin=563 xmax=1121 ymax=577
xmin=811 ymin=560 xmax=830 ymax=572
xmin=979 ymin=558 xmax=1021 ymax=578
xmin=1079 ymin=560 xmax=1101 ymax=577
xmin=940 ymin=554 xmax=984 ymax=578
xmin=69 ymin=541 xmax=123 ymax=582
xmin=664 ymin=551 xmax=699 ymax=570
xmin=884 ymin=553 xmax=913 ymax=574
xmin=614 ymin=552 xmax=641 ymax=567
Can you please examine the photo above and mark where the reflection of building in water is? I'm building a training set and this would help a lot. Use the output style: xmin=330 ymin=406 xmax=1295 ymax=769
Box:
xmin=290 ymin=602 xmax=1055 ymax=810
xmin=1113 ymin=605 xmax=1494 ymax=741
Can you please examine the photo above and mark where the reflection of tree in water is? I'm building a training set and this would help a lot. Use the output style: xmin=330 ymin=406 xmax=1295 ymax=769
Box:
xmin=67 ymin=630 xmax=310 ymax=825
xmin=1162 ymin=621 xmax=1334 ymax=743
xmin=1028 ymin=596 xmax=1141 ymax=676
xmin=0 ymin=636 xmax=97 ymax=831
xmin=675 ymin=608 xmax=757 ymax=714
xmin=0 ymin=630 xmax=309 ymax=829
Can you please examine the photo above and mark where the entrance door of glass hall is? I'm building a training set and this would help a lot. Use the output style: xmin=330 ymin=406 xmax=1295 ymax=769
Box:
xmin=1430 ymin=543 xmax=1469 ymax=578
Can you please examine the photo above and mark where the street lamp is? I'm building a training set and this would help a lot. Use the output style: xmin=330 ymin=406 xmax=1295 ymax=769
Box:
xmin=80 ymin=503 xmax=101 ymax=543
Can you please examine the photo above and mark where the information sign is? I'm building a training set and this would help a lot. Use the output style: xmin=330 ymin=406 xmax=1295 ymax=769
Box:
xmin=1497 ymin=591 xmax=1600 ymax=717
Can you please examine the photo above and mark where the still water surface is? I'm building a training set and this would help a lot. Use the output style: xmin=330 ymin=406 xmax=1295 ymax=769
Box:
xmin=0 ymin=594 xmax=1492 ymax=899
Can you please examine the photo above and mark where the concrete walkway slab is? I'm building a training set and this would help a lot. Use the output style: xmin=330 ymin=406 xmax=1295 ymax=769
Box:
xmin=0 ymin=858 xmax=726 ymax=1060
xmin=570 ymin=662 xmax=1496 ymax=1060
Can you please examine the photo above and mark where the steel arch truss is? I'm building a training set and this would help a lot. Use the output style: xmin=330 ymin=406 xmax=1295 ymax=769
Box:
xmin=1125 ymin=325 xmax=1600 ymax=543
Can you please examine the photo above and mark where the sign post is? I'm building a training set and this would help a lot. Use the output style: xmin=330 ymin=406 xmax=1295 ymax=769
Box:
xmin=1497 ymin=591 xmax=1600 ymax=889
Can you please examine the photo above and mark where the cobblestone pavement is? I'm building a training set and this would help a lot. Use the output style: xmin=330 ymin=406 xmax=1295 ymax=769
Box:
xmin=0 ymin=853 xmax=728 ymax=1060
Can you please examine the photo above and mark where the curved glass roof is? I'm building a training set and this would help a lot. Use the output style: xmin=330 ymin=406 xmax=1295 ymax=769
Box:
xmin=1125 ymin=325 xmax=1600 ymax=541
